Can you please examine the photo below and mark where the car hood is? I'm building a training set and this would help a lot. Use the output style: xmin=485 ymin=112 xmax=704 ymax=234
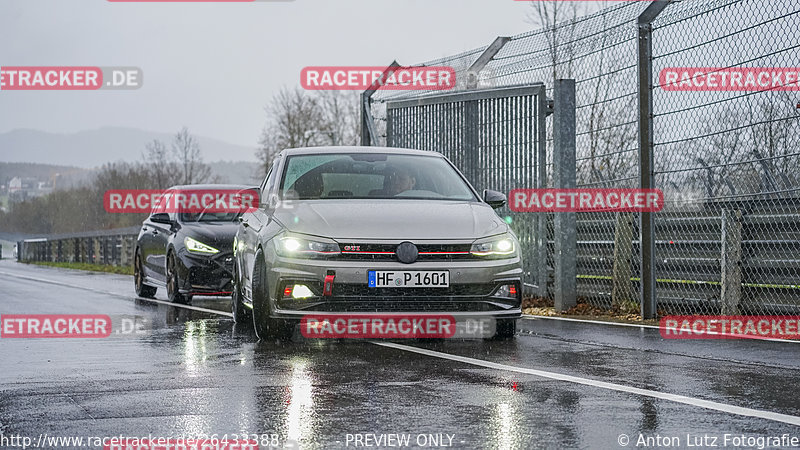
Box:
xmin=180 ymin=222 xmax=238 ymax=251
xmin=273 ymin=200 xmax=507 ymax=240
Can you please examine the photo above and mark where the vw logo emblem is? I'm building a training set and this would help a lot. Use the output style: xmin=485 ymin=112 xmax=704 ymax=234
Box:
xmin=395 ymin=242 xmax=418 ymax=264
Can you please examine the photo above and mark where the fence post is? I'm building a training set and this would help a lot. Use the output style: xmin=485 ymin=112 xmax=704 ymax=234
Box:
xmin=637 ymin=0 xmax=673 ymax=320
xmin=536 ymin=85 xmax=548 ymax=299
xmin=721 ymin=209 xmax=743 ymax=315
xmin=92 ymin=238 xmax=100 ymax=264
xmin=120 ymin=236 xmax=131 ymax=268
xmin=464 ymin=100 xmax=480 ymax=187
xmin=361 ymin=61 xmax=400 ymax=146
xmin=553 ymin=79 xmax=577 ymax=312
xmin=612 ymin=212 xmax=635 ymax=308
xmin=79 ymin=238 xmax=87 ymax=263
xmin=465 ymin=36 xmax=510 ymax=89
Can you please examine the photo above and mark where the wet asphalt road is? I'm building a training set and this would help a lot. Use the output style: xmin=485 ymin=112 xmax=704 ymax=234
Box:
xmin=0 ymin=259 xmax=799 ymax=450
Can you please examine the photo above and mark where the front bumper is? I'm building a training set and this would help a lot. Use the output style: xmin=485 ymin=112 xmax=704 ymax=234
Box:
xmin=266 ymin=255 xmax=523 ymax=320
xmin=176 ymin=249 xmax=235 ymax=295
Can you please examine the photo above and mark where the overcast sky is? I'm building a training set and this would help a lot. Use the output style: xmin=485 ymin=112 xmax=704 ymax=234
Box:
xmin=0 ymin=1 xmax=614 ymax=153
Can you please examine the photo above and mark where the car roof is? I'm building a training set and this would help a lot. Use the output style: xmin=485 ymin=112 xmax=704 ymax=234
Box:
xmin=278 ymin=146 xmax=444 ymax=158
xmin=165 ymin=184 xmax=256 ymax=191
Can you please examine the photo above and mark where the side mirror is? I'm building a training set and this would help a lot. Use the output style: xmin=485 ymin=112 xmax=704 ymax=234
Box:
xmin=483 ymin=189 xmax=507 ymax=209
xmin=150 ymin=213 xmax=172 ymax=224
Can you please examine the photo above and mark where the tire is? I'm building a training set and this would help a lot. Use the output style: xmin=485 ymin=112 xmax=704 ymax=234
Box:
xmin=166 ymin=252 xmax=189 ymax=304
xmin=251 ymin=249 xmax=293 ymax=340
xmin=134 ymin=250 xmax=157 ymax=298
xmin=493 ymin=319 xmax=517 ymax=339
xmin=231 ymin=261 xmax=251 ymax=324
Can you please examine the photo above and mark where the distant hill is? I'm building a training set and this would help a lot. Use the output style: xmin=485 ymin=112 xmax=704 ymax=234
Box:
xmin=0 ymin=160 xmax=262 ymax=189
xmin=0 ymin=127 xmax=258 ymax=168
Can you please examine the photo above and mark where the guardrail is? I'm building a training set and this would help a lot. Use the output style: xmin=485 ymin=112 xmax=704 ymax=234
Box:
xmin=566 ymin=207 xmax=800 ymax=314
xmin=16 ymin=227 xmax=140 ymax=268
xmin=14 ymin=207 xmax=800 ymax=315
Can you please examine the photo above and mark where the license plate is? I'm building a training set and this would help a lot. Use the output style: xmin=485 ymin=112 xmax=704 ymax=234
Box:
xmin=368 ymin=270 xmax=449 ymax=288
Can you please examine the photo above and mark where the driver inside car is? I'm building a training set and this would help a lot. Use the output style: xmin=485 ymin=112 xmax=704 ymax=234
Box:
xmin=384 ymin=166 xmax=417 ymax=196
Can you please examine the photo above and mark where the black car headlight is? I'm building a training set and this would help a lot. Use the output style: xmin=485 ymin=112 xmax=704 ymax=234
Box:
xmin=184 ymin=236 xmax=220 ymax=255
xmin=275 ymin=235 xmax=340 ymax=258
xmin=470 ymin=234 xmax=516 ymax=258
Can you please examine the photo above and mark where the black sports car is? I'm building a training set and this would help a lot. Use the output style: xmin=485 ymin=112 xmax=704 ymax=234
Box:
xmin=134 ymin=184 xmax=254 ymax=303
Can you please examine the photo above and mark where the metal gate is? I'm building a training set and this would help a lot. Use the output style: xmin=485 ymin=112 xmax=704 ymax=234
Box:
xmin=384 ymin=84 xmax=548 ymax=295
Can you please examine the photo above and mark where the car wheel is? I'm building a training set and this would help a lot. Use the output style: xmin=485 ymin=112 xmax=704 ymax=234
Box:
xmin=493 ymin=319 xmax=517 ymax=339
xmin=134 ymin=250 xmax=156 ymax=298
xmin=251 ymin=249 xmax=292 ymax=340
xmin=232 ymin=261 xmax=251 ymax=324
xmin=166 ymin=252 xmax=189 ymax=304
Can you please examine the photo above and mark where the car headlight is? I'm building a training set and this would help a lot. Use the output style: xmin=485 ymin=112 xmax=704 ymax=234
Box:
xmin=470 ymin=235 xmax=516 ymax=257
xmin=184 ymin=236 xmax=220 ymax=255
xmin=275 ymin=235 xmax=340 ymax=258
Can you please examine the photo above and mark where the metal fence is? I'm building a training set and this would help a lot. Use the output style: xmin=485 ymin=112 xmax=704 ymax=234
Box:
xmin=362 ymin=0 xmax=800 ymax=316
xmin=16 ymin=227 xmax=139 ymax=267
xmin=385 ymin=85 xmax=548 ymax=293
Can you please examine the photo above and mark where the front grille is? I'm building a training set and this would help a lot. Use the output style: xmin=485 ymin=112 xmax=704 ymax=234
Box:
xmin=333 ymin=283 xmax=495 ymax=298
xmin=337 ymin=243 xmax=474 ymax=262
xmin=308 ymin=301 xmax=498 ymax=312
xmin=275 ymin=282 xmax=519 ymax=313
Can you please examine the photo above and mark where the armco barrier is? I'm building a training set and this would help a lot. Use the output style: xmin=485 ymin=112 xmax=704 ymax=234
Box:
xmin=14 ymin=202 xmax=799 ymax=315
xmin=17 ymin=227 xmax=140 ymax=268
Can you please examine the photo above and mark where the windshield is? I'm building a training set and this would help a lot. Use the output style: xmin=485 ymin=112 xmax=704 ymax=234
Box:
xmin=179 ymin=210 xmax=239 ymax=223
xmin=280 ymin=153 xmax=477 ymax=201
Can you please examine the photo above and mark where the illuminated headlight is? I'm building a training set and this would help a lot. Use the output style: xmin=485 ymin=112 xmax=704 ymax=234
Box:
xmin=185 ymin=236 xmax=219 ymax=254
xmin=470 ymin=235 xmax=516 ymax=257
xmin=275 ymin=235 xmax=340 ymax=258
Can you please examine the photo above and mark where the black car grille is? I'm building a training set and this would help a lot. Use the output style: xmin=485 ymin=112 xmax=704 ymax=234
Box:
xmin=333 ymin=283 xmax=496 ymax=298
xmin=308 ymin=301 xmax=499 ymax=312
xmin=337 ymin=243 xmax=474 ymax=262
xmin=275 ymin=283 xmax=516 ymax=312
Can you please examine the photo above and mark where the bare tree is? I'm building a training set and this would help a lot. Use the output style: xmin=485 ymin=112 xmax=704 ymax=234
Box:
xmin=317 ymin=90 xmax=361 ymax=146
xmin=525 ymin=1 xmax=597 ymax=83
xmin=172 ymin=127 xmax=212 ymax=185
xmin=527 ymin=1 xmax=637 ymax=187
xmin=256 ymin=87 xmax=360 ymax=176
xmin=142 ymin=139 xmax=179 ymax=189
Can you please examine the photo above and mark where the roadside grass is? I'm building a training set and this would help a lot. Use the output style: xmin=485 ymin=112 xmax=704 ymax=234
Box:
xmin=26 ymin=261 xmax=134 ymax=276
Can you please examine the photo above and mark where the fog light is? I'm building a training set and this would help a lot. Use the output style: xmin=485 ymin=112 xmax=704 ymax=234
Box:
xmin=284 ymin=284 xmax=314 ymax=299
xmin=493 ymin=284 xmax=519 ymax=299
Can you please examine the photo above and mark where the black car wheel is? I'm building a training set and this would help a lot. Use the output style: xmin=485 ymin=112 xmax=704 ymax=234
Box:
xmin=493 ymin=319 xmax=517 ymax=339
xmin=166 ymin=252 xmax=190 ymax=304
xmin=231 ymin=261 xmax=251 ymax=324
xmin=134 ymin=250 xmax=156 ymax=298
xmin=252 ymin=249 xmax=293 ymax=340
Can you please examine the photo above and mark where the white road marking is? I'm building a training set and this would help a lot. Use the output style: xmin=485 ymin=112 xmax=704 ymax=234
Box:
xmin=0 ymin=270 xmax=233 ymax=317
xmin=523 ymin=315 xmax=800 ymax=344
xmin=4 ymin=266 xmax=798 ymax=425
xmin=374 ymin=341 xmax=800 ymax=427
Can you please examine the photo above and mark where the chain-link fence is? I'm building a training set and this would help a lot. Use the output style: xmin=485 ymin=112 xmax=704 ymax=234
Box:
xmin=651 ymin=0 xmax=800 ymax=315
xmin=364 ymin=0 xmax=800 ymax=316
